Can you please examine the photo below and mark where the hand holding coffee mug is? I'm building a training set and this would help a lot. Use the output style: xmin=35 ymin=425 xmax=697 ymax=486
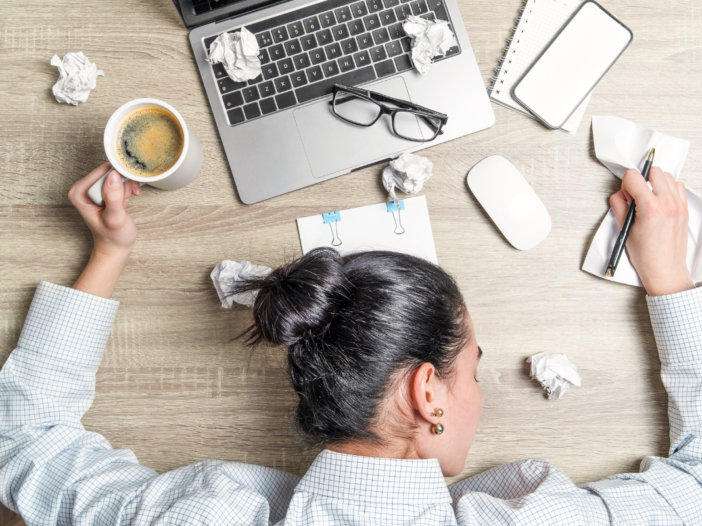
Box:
xmin=88 ymin=98 xmax=204 ymax=206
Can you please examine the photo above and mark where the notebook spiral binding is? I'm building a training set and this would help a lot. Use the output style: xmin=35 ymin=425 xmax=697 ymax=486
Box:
xmin=488 ymin=0 xmax=533 ymax=96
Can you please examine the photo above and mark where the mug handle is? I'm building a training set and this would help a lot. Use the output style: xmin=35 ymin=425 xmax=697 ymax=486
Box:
xmin=87 ymin=168 xmax=140 ymax=206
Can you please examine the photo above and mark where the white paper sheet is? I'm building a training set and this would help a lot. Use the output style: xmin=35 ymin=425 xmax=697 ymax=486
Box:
xmin=402 ymin=15 xmax=457 ymax=75
xmin=582 ymin=116 xmax=702 ymax=286
xmin=382 ymin=153 xmax=433 ymax=202
xmin=50 ymin=52 xmax=104 ymax=105
xmin=297 ymin=196 xmax=438 ymax=264
xmin=527 ymin=352 xmax=581 ymax=400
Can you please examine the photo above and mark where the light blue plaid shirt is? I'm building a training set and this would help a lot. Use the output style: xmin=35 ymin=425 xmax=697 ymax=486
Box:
xmin=1 ymin=281 xmax=701 ymax=525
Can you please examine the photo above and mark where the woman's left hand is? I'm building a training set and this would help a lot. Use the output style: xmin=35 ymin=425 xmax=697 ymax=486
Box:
xmin=68 ymin=162 xmax=141 ymax=258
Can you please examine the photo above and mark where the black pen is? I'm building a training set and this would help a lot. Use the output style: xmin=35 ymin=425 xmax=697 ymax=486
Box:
xmin=605 ymin=148 xmax=656 ymax=278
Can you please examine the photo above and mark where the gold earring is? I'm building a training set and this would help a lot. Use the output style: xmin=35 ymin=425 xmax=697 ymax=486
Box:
xmin=431 ymin=408 xmax=444 ymax=435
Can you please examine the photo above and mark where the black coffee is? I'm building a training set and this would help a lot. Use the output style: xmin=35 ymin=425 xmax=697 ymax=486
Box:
xmin=117 ymin=107 xmax=184 ymax=177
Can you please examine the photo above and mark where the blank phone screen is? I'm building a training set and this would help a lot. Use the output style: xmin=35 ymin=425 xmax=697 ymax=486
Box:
xmin=512 ymin=1 xmax=632 ymax=129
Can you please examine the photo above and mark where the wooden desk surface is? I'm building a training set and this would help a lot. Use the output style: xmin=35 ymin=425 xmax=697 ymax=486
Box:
xmin=1 ymin=0 xmax=701 ymax=522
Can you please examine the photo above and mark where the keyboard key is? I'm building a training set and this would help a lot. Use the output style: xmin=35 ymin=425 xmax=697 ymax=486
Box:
xmin=262 ymin=63 xmax=279 ymax=80
xmin=334 ymin=6 xmax=352 ymax=23
xmin=278 ymin=58 xmax=295 ymax=75
xmin=384 ymin=0 xmax=400 ymax=7
xmin=287 ymin=21 xmax=305 ymax=38
xmin=228 ymin=107 xmax=245 ymax=125
xmin=341 ymin=37 xmax=359 ymax=54
xmin=421 ymin=12 xmax=436 ymax=21
xmin=294 ymin=53 xmax=311 ymax=69
xmin=317 ymin=28 xmax=333 ymax=46
xmin=295 ymin=65 xmax=376 ymax=103
xmin=367 ymin=0 xmax=383 ymax=12
xmin=325 ymin=42 xmax=343 ymax=59
xmin=363 ymin=14 xmax=381 ymax=31
xmin=242 ymin=86 xmax=260 ymax=103
xmin=375 ymin=58 xmax=396 ymax=77
xmin=370 ymin=45 xmax=387 ymax=62
xmin=410 ymin=0 xmax=428 ymax=15
xmin=372 ymin=27 xmax=390 ymax=45
xmin=351 ymin=1 xmax=368 ymax=17
xmin=394 ymin=53 xmax=412 ymax=71
xmin=291 ymin=70 xmax=308 ymax=87
xmin=445 ymin=45 xmax=459 ymax=57
xmin=310 ymin=48 xmax=327 ymax=65
xmin=276 ymin=91 xmax=297 ymax=109
xmin=379 ymin=9 xmax=397 ymax=25
xmin=256 ymin=31 xmax=273 ymax=48
xmin=427 ymin=0 xmax=448 ymax=20
xmin=303 ymin=16 xmax=320 ymax=33
xmin=258 ymin=48 xmax=270 ymax=65
xmin=322 ymin=60 xmax=340 ymax=77
xmin=259 ymin=81 xmax=276 ymax=97
xmin=243 ymin=102 xmax=261 ymax=119
xmin=385 ymin=40 xmax=402 ymax=57
xmin=222 ymin=91 xmax=244 ymax=109
xmin=348 ymin=19 xmax=365 ymax=36
xmin=307 ymin=65 xmax=323 ymax=82
xmin=284 ymin=39 xmax=302 ymax=55
xmin=353 ymin=50 xmax=372 ymax=67
xmin=338 ymin=56 xmax=356 ymax=73
xmin=319 ymin=11 xmax=336 ymax=28
xmin=272 ymin=26 xmax=289 ymax=43
xmin=218 ymin=77 xmax=247 ymax=94
xmin=357 ymin=33 xmax=374 ymax=50
xmin=301 ymin=34 xmax=318 ymax=50
xmin=212 ymin=63 xmax=227 ymax=79
xmin=395 ymin=4 xmax=412 ymax=20
xmin=260 ymin=97 xmax=277 ymax=114
xmin=274 ymin=75 xmax=292 ymax=92
xmin=400 ymin=37 xmax=411 ymax=52
xmin=388 ymin=23 xmax=404 ymax=39
xmin=248 ymin=74 xmax=264 ymax=85
xmin=332 ymin=24 xmax=350 ymax=40
xmin=195 ymin=3 xmax=211 ymax=15
xmin=269 ymin=44 xmax=285 ymax=61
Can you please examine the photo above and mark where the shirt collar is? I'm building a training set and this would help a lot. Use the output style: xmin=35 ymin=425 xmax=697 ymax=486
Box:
xmin=295 ymin=449 xmax=452 ymax=505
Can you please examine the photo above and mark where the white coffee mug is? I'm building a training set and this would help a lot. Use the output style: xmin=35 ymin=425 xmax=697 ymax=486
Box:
xmin=88 ymin=98 xmax=204 ymax=205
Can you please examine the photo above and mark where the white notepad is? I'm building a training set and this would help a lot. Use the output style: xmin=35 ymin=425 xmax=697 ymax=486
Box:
xmin=296 ymin=196 xmax=439 ymax=264
xmin=489 ymin=0 xmax=591 ymax=134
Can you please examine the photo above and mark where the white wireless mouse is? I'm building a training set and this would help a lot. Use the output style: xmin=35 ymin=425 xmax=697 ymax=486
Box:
xmin=467 ymin=156 xmax=551 ymax=250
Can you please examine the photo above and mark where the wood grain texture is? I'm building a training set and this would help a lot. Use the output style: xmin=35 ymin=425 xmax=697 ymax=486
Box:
xmin=1 ymin=0 xmax=701 ymax=522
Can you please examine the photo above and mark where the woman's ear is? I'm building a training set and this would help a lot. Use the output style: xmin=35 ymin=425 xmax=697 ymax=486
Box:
xmin=408 ymin=362 xmax=442 ymax=426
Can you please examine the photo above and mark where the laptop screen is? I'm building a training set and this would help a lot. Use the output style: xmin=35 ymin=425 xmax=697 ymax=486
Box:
xmin=173 ymin=0 xmax=286 ymax=29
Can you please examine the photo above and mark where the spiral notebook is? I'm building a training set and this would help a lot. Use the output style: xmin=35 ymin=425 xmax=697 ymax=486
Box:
xmin=490 ymin=0 xmax=592 ymax=134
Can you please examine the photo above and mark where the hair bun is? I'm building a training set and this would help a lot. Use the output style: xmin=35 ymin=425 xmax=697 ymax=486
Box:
xmin=251 ymin=248 xmax=350 ymax=346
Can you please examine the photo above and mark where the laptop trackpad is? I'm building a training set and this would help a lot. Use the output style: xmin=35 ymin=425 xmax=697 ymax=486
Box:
xmin=294 ymin=77 xmax=417 ymax=178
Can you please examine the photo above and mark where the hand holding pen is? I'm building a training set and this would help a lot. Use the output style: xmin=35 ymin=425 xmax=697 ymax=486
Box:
xmin=608 ymin=162 xmax=694 ymax=296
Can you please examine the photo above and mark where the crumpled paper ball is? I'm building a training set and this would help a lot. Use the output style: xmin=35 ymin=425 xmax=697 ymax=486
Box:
xmin=402 ymin=15 xmax=457 ymax=75
xmin=382 ymin=152 xmax=434 ymax=202
xmin=50 ymin=52 xmax=104 ymax=105
xmin=207 ymin=27 xmax=262 ymax=82
xmin=210 ymin=260 xmax=272 ymax=308
xmin=527 ymin=352 xmax=582 ymax=400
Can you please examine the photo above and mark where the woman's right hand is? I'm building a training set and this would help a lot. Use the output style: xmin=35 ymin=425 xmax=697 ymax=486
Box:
xmin=609 ymin=167 xmax=694 ymax=296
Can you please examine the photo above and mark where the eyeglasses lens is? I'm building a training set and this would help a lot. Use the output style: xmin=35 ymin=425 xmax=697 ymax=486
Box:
xmin=393 ymin=110 xmax=441 ymax=141
xmin=333 ymin=91 xmax=381 ymax=125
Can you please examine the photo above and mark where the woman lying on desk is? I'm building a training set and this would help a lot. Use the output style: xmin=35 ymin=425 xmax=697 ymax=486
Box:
xmin=1 ymin=164 xmax=700 ymax=525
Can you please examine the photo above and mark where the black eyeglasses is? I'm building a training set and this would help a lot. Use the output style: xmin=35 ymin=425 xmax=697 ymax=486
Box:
xmin=330 ymin=83 xmax=448 ymax=142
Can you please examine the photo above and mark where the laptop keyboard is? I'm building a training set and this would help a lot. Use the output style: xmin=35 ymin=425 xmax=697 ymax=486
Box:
xmin=202 ymin=0 xmax=460 ymax=126
xmin=193 ymin=0 xmax=244 ymax=15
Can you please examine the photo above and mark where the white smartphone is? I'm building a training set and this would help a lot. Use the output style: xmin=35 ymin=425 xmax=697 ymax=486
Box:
xmin=512 ymin=1 xmax=633 ymax=129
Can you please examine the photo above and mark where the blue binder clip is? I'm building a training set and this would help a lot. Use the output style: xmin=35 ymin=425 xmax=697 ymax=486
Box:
xmin=322 ymin=211 xmax=341 ymax=223
xmin=386 ymin=200 xmax=405 ymax=235
xmin=322 ymin=211 xmax=342 ymax=246
xmin=386 ymin=200 xmax=405 ymax=212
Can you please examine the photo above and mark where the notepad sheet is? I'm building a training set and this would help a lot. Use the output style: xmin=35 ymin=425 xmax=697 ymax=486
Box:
xmin=490 ymin=0 xmax=591 ymax=134
xmin=296 ymin=196 xmax=439 ymax=264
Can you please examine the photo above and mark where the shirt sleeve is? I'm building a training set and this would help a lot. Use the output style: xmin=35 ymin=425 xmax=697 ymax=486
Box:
xmin=0 ymin=281 xmax=298 ymax=526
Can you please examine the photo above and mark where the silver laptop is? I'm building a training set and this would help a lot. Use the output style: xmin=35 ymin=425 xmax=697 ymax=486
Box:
xmin=174 ymin=0 xmax=495 ymax=204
